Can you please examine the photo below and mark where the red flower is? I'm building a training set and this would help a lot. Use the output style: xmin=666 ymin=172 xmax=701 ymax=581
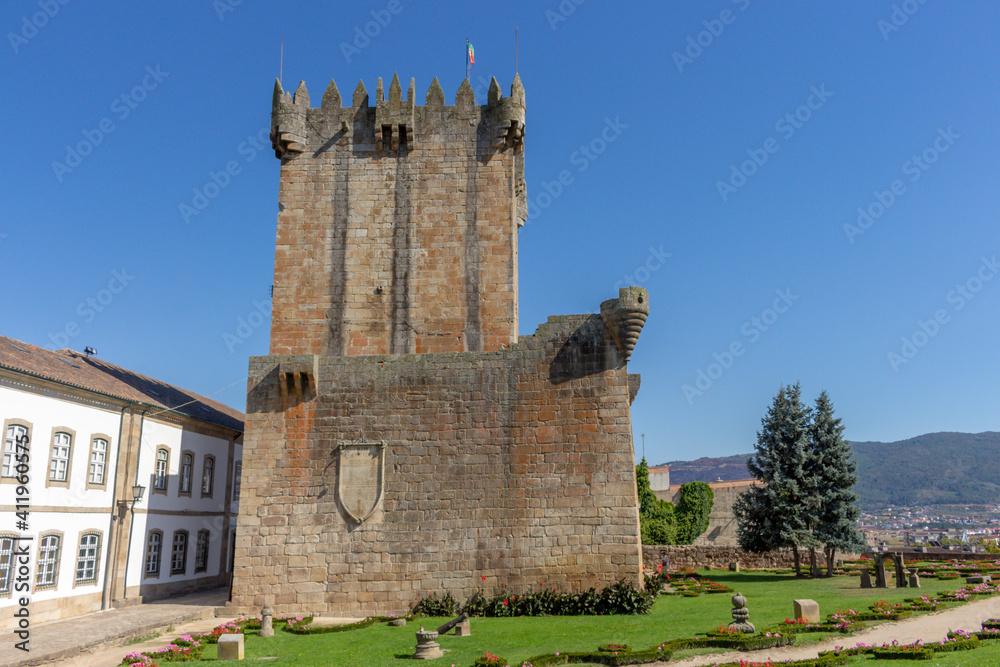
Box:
xmin=481 ymin=576 xmax=486 ymax=580
xmin=503 ymin=599 xmax=509 ymax=606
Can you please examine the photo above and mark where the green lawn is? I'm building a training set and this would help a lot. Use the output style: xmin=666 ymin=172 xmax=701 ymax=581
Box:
xmin=145 ymin=569 xmax=991 ymax=666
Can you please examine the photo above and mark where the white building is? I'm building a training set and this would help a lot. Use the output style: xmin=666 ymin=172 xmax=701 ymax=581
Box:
xmin=0 ymin=336 xmax=243 ymax=629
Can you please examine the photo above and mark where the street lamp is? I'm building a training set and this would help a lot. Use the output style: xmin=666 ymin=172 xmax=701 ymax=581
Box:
xmin=115 ymin=484 xmax=146 ymax=521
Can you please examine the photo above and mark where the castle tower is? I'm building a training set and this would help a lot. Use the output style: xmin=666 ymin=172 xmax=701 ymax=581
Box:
xmin=230 ymin=74 xmax=649 ymax=617
xmin=268 ymin=73 xmax=526 ymax=356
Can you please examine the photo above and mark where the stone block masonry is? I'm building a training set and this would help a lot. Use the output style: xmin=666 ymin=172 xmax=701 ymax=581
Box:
xmin=642 ymin=545 xmax=797 ymax=571
xmin=267 ymin=73 xmax=527 ymax=357
xmin=230 ymin=311 xmax=646 ymax=616
xmin=228 ymin=72 xmax=648 ymax=617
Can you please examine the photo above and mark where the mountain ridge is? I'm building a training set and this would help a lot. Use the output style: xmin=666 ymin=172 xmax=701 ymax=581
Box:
xmin=661 ymin=431 xmax=1000 ymax=508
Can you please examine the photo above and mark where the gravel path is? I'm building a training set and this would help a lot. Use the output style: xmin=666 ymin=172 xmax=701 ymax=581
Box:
xmin=659 ymin=593 xmax=1000 ymax=666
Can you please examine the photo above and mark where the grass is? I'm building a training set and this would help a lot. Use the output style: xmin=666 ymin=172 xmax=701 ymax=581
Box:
xmin=124 ymin=631 xmax=162 ymax=646
xmin=128 ymin=569 xmax=989 ymax=666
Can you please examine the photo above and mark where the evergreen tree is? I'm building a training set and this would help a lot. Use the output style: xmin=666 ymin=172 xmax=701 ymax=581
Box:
xmin=809 ymin=391 xmax=866 ymax=575
xmin=675 ymin=481 xmax=714 ymax=545
xmin=735 ymin=383 xmax=819 ymax=576
xmin=636 ymin=458 xmax=677 ymax=545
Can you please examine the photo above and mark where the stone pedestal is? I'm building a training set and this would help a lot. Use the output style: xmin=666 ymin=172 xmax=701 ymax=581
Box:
xmin=389 ymin=618 xmax=407 ymax=627
xmin=729 ymin=562 xmax=740 ymax=572
xmin=793 ymin=599 xmax=820 ymax=623
xmin=908 ymin=572 xmax=921 ymax=588
xmin=454 ymin=620 xmax=471 ymax=637
xmin=260 ymin=604 xmax=274 ymax=637
xmin=414 ymin=631 xmax=444 ymax=659
xmin=967 ymin=575 xmax=992 ymax=584
xmin=218 ymin=634 xmax=245 ymax=661
xmin=860 ymin=571 xmax=872 ymax=588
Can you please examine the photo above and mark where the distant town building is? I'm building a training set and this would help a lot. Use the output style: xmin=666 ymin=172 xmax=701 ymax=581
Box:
xmin=647 ymin=465 xmax=670 ymax=491
xmin=654 ymin=479 xmax=759 ymax=546
xmin=0 ymin=336 xmax=243 ymax=629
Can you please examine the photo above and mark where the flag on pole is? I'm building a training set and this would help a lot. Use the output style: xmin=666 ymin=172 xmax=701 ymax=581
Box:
xmin=467 ymin=41 xmax=475 ymax=65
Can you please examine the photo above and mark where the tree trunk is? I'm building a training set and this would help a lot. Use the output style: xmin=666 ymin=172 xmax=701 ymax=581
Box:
xmin=792 ymin=545 xmax=802 ymax=577
xmin=826 ymin=547 xmax=836 ymax=577
xmin=808 ymin=547 xmax=818 ymax=577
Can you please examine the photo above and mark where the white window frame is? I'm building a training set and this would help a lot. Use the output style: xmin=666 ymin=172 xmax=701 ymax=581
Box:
xmin=2 ymin=425 xmax=28 ymax=479
xmin=48 ymin=432 xmax=72 ymax=483
xmin=171 ymin=531 xmax=188 ymax=574
xmin=145 ymin=531 xmax=163 ymax=577
xmin=195 ymin=530 xmax=210 ymax=572
xmin=36 ymin=534 xmax=61 ymax=588
xmin=0 ymin=535 xmax=15 ymax=596
xmin=75 ymin=532 xmax=101 ymax=584
xmin=201 ymin=456 xmax=214 ymax=497
xmin=179 ymin=453 xmax=193 ymax=495
xmin=154 ymin=448 xmax=169 ymax=492
xmin=88 ymin=438 xmax=108 ymax=486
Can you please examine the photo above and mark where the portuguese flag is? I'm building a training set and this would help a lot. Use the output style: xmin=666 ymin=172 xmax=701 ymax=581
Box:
xmin=467 ymin=41 xmax=475 ymax=65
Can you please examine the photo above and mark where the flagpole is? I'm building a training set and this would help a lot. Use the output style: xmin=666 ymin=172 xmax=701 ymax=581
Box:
xmin=515 ymin=27 xmax=518 ymax=74
xmin=466 ymin=38 xmax=470 ymax=79
xmin=280 ymin=34 xmax=284 ymax=87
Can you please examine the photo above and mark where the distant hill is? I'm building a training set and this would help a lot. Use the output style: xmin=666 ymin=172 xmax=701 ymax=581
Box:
xmin=662 ymin=432 xmax=1000 ymax=508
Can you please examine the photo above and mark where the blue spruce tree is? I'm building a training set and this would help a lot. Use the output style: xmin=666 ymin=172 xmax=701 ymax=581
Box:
xmin=809 ymin=390 xmax=866 ymax=575
xmin=735 ymin=382 xmax=819 ymax=576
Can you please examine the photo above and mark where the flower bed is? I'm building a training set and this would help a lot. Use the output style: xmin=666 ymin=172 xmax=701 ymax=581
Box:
xmin=667 ymin=575 xmax=733 ymax=597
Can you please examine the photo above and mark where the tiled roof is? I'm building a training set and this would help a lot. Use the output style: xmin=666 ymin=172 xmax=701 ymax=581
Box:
xmin=0 ymin=336 xmax=244 ymax=433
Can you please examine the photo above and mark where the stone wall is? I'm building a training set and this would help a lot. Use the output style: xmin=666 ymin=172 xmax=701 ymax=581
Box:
xmin=864 ymin=550 xmax=1000 ymax=562
xmin=267 ymin=75 xmax=526 ymax=357
xmin=642 ymin=545 xmax=796 ymax=571
xmin=230 ymin=313 xmax=644 ymax=617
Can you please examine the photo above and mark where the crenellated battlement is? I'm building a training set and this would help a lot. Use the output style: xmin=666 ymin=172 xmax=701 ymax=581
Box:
xmin=270 ymin=72 xmax=525 ymax=158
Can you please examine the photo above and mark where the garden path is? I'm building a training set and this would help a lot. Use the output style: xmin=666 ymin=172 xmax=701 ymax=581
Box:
xmin=659 ymin=592 xmax=1000 ymax=666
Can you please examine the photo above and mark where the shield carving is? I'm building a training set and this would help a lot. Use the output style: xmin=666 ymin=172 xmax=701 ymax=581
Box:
xmin=335 ymin=440 xmax=386 ymax=524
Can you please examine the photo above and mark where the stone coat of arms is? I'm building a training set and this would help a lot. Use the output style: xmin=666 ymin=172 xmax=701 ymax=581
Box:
xmin=335 ymin=440 xmax=386 ymax=524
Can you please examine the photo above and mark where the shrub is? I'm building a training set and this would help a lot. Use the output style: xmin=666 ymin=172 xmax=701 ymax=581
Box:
xmin=871 ymin=645 xmax=934 ymax=660
xmin=461 ymin=579 xmax=654 ymax=617
xmin=413 ymin=591 xmax=457 ymax=616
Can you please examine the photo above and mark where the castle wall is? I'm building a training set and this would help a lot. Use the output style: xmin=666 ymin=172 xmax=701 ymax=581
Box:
xmin=230 ymin=314 xmax=643 ymax=616
xmin=641 ymin=545 xmax=796 ymax=571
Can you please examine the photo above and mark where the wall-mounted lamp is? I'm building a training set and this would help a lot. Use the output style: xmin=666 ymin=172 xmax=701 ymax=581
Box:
xmin=114 ymin=484 xmax=146 ymax=521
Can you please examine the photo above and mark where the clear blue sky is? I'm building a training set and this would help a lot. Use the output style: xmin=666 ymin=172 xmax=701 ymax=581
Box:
xmin=4 ymin=1 xmax=998 ymax=464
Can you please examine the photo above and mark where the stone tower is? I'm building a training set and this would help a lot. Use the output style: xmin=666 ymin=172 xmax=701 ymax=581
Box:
xmin=268 ymin=73 xmax=526 ymax=357
xmin=229 ymin=73 xmax=649 ymax=617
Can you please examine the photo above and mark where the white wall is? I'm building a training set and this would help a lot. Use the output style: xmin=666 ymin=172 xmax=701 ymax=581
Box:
xmin=126 ymin=416 xmax=239 ymax=589
xmin=0 ymin=379 xmax=122 ymax=611
xmin=1 ymin=377 xmax=241 ymax=616
xmin=0 ymin=380 xmax=124 ymax=512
